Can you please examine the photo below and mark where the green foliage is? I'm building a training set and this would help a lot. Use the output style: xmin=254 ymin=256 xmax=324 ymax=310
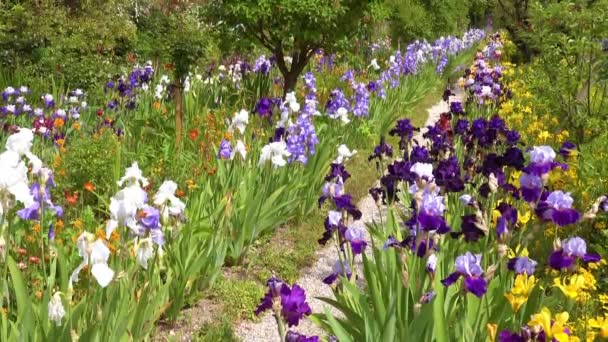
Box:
xmin=523 ymin=0 xmax=608 ymax=143
xmin=0 ymin=0 xmax=136 ymax=88
xmin=383 ymin=0 xmax=479 ymax=45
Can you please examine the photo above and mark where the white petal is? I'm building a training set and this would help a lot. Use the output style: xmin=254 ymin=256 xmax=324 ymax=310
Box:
xmin=91 ymin=264 xmax=114 ymax=288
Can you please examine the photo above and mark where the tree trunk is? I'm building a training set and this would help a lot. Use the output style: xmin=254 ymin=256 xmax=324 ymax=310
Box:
xmin=174 ymin=79 xmax=184 ymax=154
xmin=282 ymin=71 xmax=298 ymax=98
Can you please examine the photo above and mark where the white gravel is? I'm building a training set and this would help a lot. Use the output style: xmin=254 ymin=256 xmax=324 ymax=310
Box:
xmin=235 ymin=87 xmax=464 ymax=341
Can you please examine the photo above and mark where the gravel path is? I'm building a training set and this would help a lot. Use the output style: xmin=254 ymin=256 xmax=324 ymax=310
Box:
xmin=235 ymin=86 xmax=465 ymax=341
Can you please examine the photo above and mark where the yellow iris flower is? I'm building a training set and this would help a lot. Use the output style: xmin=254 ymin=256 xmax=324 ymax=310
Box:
xmin=553 ymin=274 xmax=586 ymax=299
xmin=528 ymin=307 xmax=571 ymax=342
xmin=589 ymin=315 xmax=608 ymax=338
xmin=505 ymin=274 xmax=536 ymax=312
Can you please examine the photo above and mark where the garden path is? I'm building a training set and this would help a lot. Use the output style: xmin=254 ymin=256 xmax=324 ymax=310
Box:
xmin=235 ymin=86 xmax=465 ymax=341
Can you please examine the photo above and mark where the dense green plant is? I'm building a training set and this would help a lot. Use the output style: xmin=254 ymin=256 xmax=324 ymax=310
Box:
xmin=523 ymin=0 xmax=608 ymax=143
xmin=0 ymin=0 xmax=136 ymax=88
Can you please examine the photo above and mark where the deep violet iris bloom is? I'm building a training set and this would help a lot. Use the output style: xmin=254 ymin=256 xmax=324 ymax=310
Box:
xmin=334 ymin=194 xmax=362 ymax=220
xmin=255 ymin=97 xmax=273 ymax=117
xmin=255 ymin=278 xmax=312 ymax=327
xmin=548 ymin=236 xmax=601 ymax=270
xmin=519 ymin=173 xmax=543 ymax=203
xmin=537 ymin=190 xmax=580 ymax=227
xmin=450 ymin=101 xmax=464 ymax=115
xmin=454 ymin=119 xmax=469 ymax=135
xmin=286 ymin=331 xmax=320 ymax=342
xmin=368 ymin=136 xmax=393 ymax=161
xmin=507 ymin=256 xmax=538 ymax=275
xmin=389 ymin=118 xmax=418 ymax=150
xmin=451 ymin=214 xmax=486 ymax=242
xmin=324 ymin=163 xmax=351 ymax=183
xmin=280 ymin=284 xmax=313 ymax=327
xmin=502 ymin=147 xmax=525 ymax=170
xmin=441 ymin=252 xmax=487 ymax=297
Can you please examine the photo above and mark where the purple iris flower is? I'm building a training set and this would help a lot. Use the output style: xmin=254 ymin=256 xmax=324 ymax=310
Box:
xmin=140 ymin=205 xmax=161 ymax=229
xmin=318 ymin=181 xmax=344 ymax=208
xmin=334 ymin=194 xmax=362 ymax=220
xmin=218 ymin=139 xmax=232 ymax=159
xmin=48 ymin=224 xmax=55 ymax=241
xmin=255 ymin=98 xmax=273 ymax=117
xmin=505 ymin=130 xmax=521 ymax=145
xmin=451 ymin=214 xmax=486 ymax=242
xmin=17 ymin=183 xmax=63 ymax=221
xmin=345 ymin=227 xmax=367 ymax=254
xmin=323 ymin=260 xmax=352 ymax=285
xmin=410 ymin=146 xmax=432 ymax=163
xmin=454 ymin=119 xmax=469 ymax=135
xmin=417 ymin=192 xmax=450 ymax=234
xmin=519 ymin=173 xmax=543 ymax=203
xmin=318 ymin=211 xmax=346 ymax=245
xmin=389 ymin=118 xmax=418 ymax=150
xmin=507 ymin=256 xmax=537 ymax=275
xmin=280 ymin=284 xmax=312 ymax=327
xmin=548 ymin=236 xmax=601 ymax=270
xmin=420 ymin=290 xmax=437 ymax=303
xmin=441 ymin=252 xmax=487 ymax=297
xmin=524 ymin=146 xmax=563 ymax=176
xmin=498 ymin=329 xmax=528 ymax=342
xmin=559 ymin=141 xmax=576 ymax=159
xmin=368 ymin=136 xmax=393 ymax=161
xmin=286 ymin=331 xmax=319 ymax=342
xmin=450 ymin=101 xmax=464 ymax=115
xmin=496 ymin=202 xmax=518 ymax=226
xmin=255 ymin=277 xmax=284 ymax=316
xmin=538 ymin=190 xmax=580 ymax=227
xmin=502 ymin=147 xmax=525 ymax=170
xmin=325 ymin=163 xmax=351 ymax=183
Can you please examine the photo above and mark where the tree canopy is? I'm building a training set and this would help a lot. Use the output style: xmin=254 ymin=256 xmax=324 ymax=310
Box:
xmin=208 ymin=0 xmax=373 ymax=95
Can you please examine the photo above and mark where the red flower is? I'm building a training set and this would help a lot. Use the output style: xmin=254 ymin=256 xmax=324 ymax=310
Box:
xmin=189 ymin=129 xmax=200 ymax=141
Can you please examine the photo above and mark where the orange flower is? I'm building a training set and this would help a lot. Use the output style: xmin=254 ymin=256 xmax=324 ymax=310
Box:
xmin=35 ymin=291 xmax=43 ymax=300
xmin=175 ymin=189 xmax=186 ymax=198
xmin=127 ymin=53 xmax=136 ymax=63
xmin=72 ymin=122 xmax=81 ymax=130
xmin=53 ymin=118 xmax=65 ymax=128
xmin=224 ymin=132 xmax=232 ymax=140
xmin=55 ymin=139 xmax=65 ymax=148
xmin=55 ymin=219 xmax=64 ymax=230
xmin=29 ymin=256 xmax=41 ymax=264
xmin=152 ymin=101 xmax=161 ymax=110
xmin=189 ymin=129 xmax=200 ymax=141
xmin=84 ymin=181 xmax=95 ymax=192
xmin=64 ymin=191 xmax=79 ymax=206
xmin=33 ymin=224 xmax=41 ymax=233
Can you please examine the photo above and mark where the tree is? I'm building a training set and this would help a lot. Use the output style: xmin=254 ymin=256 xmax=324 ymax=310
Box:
xmin=133 ymin=0 xmax=212 ymax=149
xmin=208 ymin=0 xmax=373 ymax=96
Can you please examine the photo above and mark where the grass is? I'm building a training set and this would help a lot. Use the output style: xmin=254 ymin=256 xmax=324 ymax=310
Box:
xmin=194 ymin=75 xmax=454 ymax=340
